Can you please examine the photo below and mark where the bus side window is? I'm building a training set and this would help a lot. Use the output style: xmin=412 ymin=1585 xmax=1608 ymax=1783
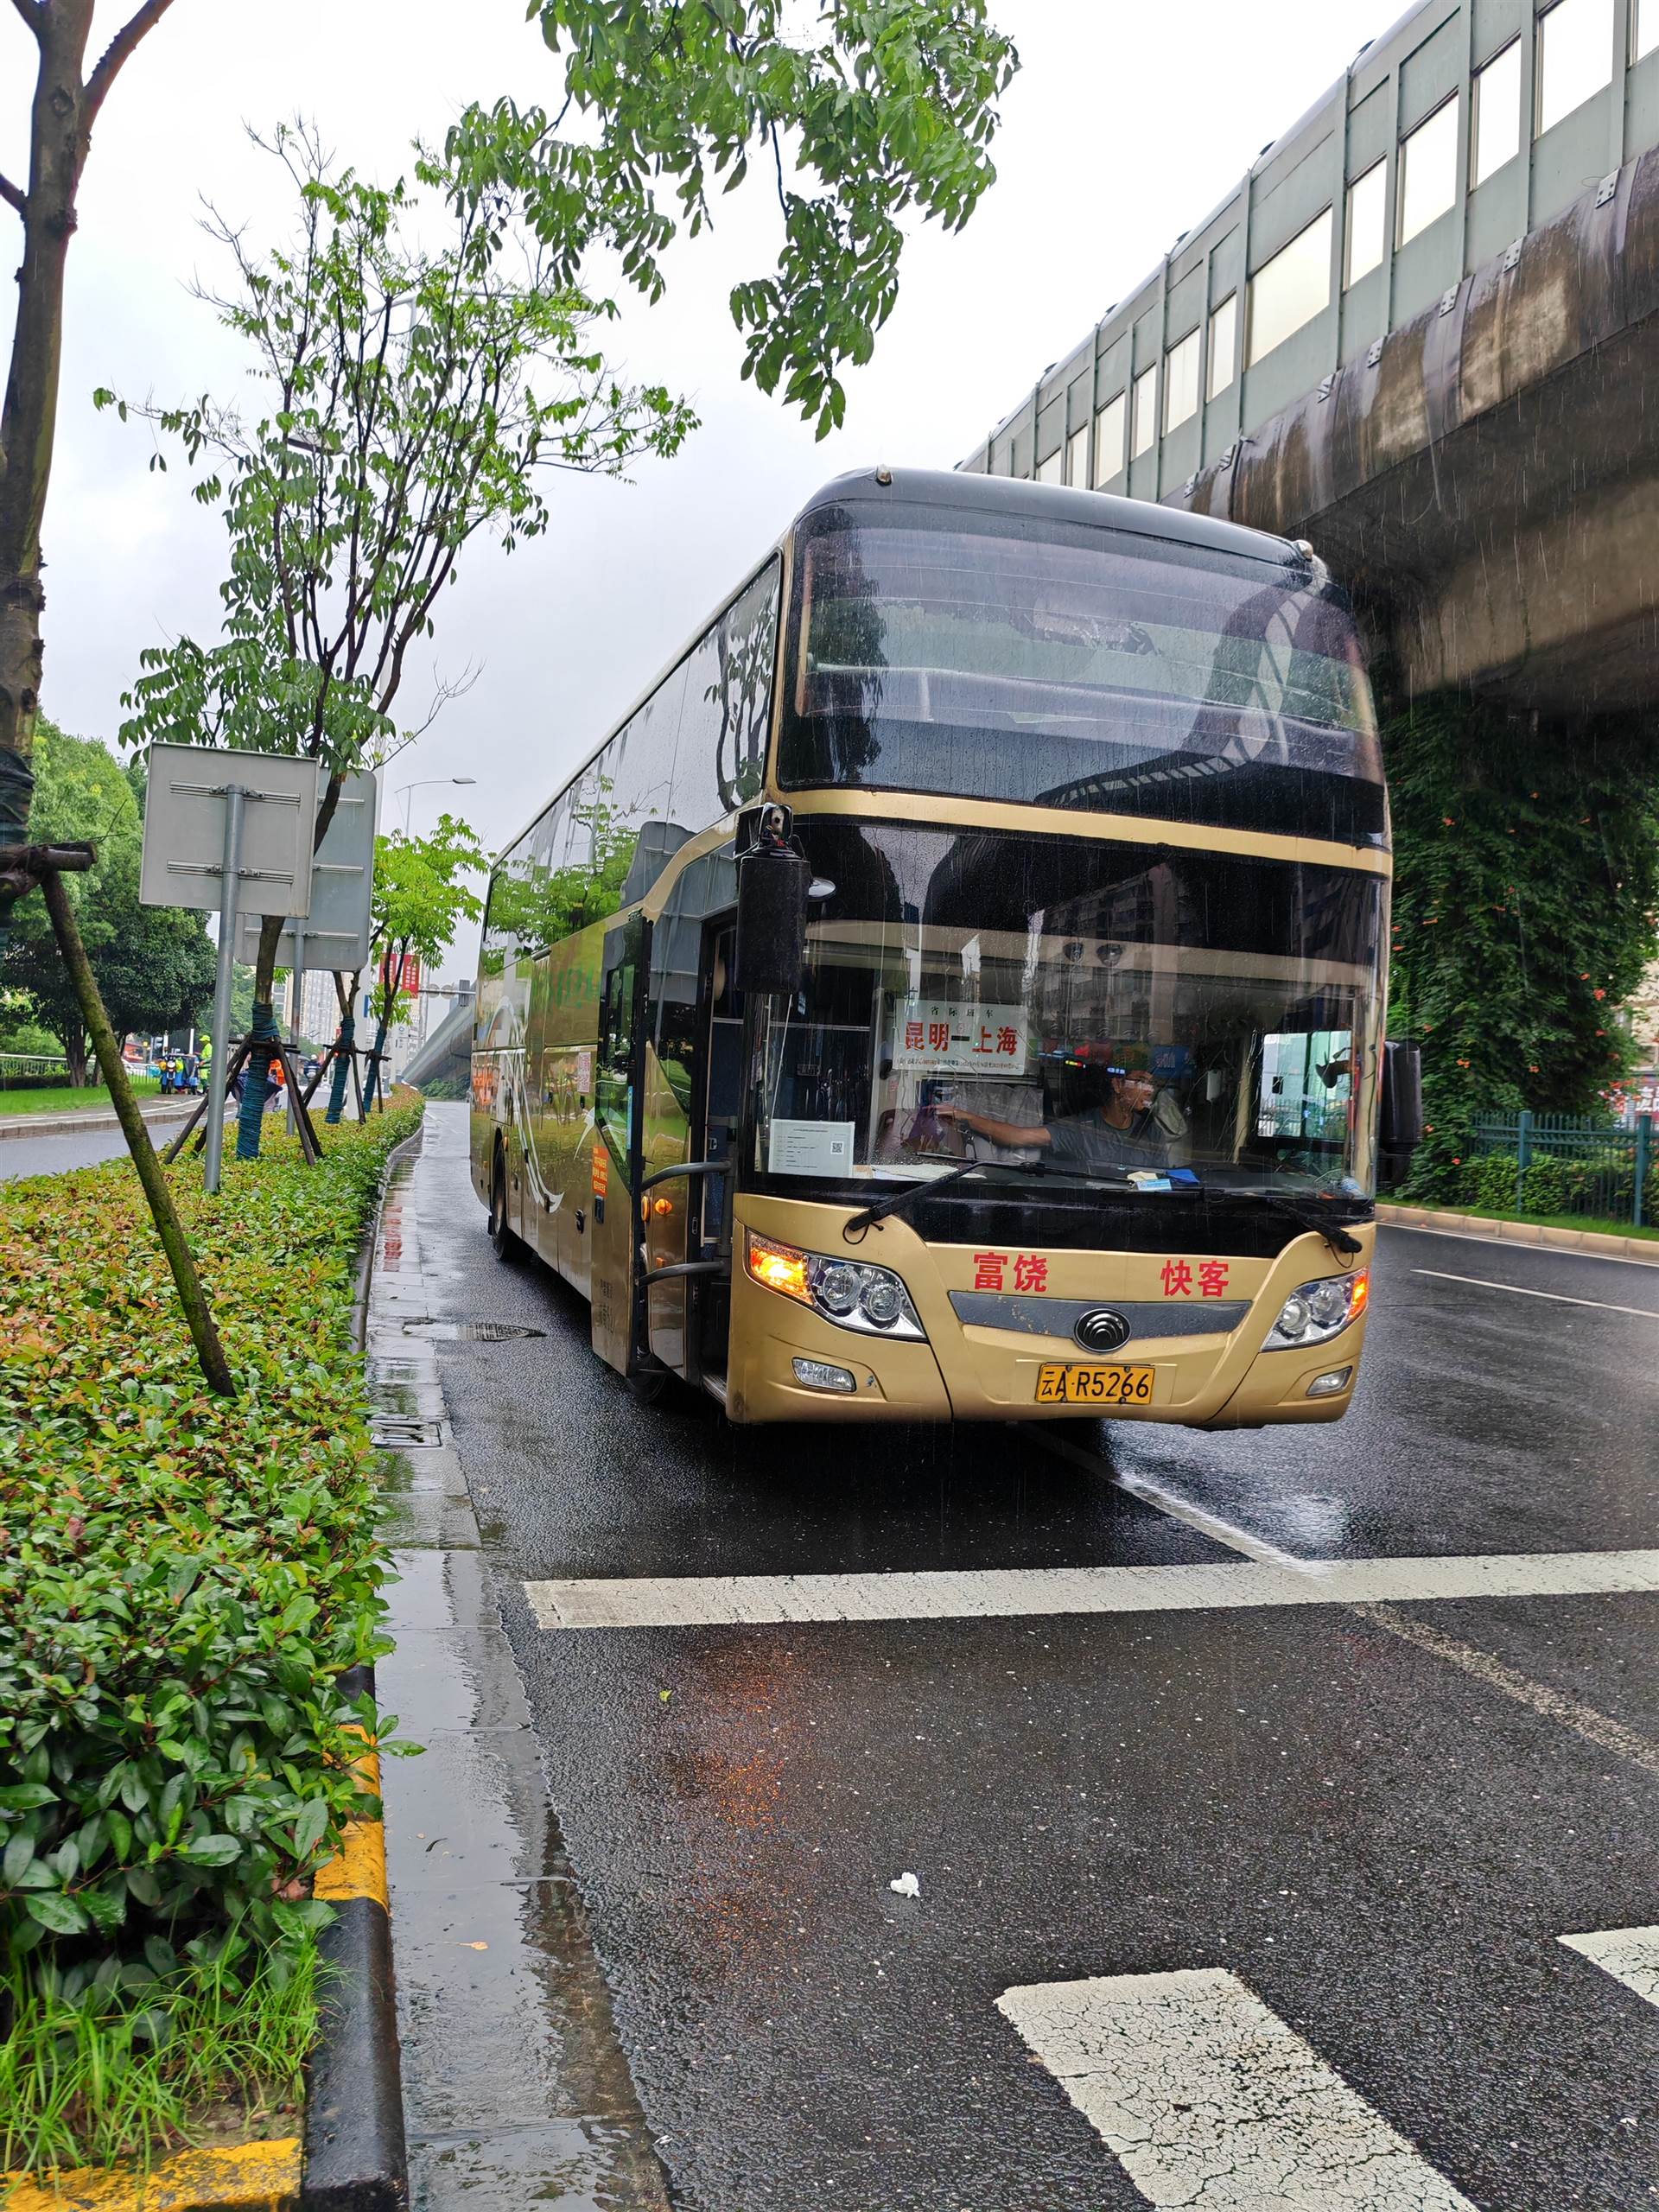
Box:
xmin=597 ymin=914 xmax=645 ymax=1168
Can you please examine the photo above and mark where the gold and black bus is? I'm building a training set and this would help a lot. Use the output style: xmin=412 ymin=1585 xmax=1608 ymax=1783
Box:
xmin=472 ymin=467 xmax=1418 ymax=1426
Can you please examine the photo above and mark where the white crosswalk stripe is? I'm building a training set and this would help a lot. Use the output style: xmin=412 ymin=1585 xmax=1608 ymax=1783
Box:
xmin=997 ymin=1967 xmax=1477 ymax=2210
xmin=1560 ymin=1924 xmax=1659 ymax=2008
xmin=523 ymin=1548 xmax=1659 ymax=1630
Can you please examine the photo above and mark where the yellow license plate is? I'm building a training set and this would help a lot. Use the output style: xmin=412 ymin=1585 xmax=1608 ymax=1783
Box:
xmin=1034 ymin=1363 xmax=1156 ymax=1406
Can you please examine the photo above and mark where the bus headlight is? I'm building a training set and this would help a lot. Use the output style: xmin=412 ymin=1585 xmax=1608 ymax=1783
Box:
xmin=746 ymin=1232 xmax=926 ymax=1340
xmin=1263 ymin=1268 xmax=1369 ymax=1351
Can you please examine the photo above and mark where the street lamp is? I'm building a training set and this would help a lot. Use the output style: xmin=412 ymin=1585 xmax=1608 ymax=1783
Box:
xmin=396 ymin=776 xmax=475 ymax=834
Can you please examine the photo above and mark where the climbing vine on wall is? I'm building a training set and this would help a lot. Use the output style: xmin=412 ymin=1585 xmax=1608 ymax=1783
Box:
xmin=1379 ymin=686 xmax=1659 ymax=1195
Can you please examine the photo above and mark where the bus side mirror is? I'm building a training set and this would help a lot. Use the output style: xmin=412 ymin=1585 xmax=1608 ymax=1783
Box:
xmin=1377 ymin=1039 xmax=1423 ymax=1189
xmin=734 ymin=805 xmax=809 ymax=997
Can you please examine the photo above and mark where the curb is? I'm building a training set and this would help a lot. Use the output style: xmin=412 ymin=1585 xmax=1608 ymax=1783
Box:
xmin=298 ymin=1116 xmax=426 ymax=2211
xmin=300 ymin=1670 xmax=404 ymax=2212
xmin=0 ymin=1102 xmax=200 ymax=1142
xmin=1376 ymin=1199 xmax=1659 ymax=1266
xmin=1 ymin=2142 xmax=302 ymax=2210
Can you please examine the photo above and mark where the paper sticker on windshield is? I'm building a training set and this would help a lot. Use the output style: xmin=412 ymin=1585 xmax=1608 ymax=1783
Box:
xmin=768 ymin=1119 xmax=856 ymax=1177
xmin=893 ymin=1001 xmax=1028 ymax=1075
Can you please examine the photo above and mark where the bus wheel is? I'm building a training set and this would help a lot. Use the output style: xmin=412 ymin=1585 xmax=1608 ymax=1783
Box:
xmin=628 ymin=1363 xmax=673 ymax=1407
xmin=488 ymin=1151 xmax=519 ymax=1262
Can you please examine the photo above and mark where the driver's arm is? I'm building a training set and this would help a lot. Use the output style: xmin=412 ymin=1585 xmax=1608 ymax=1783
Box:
xmin=937 ymin=1104 xmax=1052 ymax=1150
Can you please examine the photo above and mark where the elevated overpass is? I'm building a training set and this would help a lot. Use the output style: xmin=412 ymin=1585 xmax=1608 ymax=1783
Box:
xmin=402 ymin=987 xmax=475 ymax=1099
xmin=963 ymin=0 xmax=1659 ymax=708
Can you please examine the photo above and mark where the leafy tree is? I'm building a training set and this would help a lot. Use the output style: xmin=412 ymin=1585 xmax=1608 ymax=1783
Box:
xmin=1 ymin=721 xmax=214 ymax=1082
xmin=109 ymin=123 xmax=696 ymax=1155
xmin=360 ymin=814 xmax=485 ymax=1109
xmin=450 ymin=1 xmax=1018 ymax=435
xmin=1382 ymin=690 xmax=1659 ymax=1193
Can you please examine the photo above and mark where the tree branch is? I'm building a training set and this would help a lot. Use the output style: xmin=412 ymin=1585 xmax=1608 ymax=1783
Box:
xmin=85 ymin=0 xmax=181 ymax=130
xmin=7 ymin=0 xmax=42 ymax=41
xmin=0 ymin=172 xmax=25 ymax=219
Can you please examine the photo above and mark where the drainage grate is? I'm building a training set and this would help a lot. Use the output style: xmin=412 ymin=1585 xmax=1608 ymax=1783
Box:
xmin=410 ymin=1318 xmax=545 ymax=1343
xmin=370 ymin=1416 xmax=447 ymax=1448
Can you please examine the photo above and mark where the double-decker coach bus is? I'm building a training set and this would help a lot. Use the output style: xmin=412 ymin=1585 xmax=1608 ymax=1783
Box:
xmin=472 ymin=467 xmax=1420 ymax=1427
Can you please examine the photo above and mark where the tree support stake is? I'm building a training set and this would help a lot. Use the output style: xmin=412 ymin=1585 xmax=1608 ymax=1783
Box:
xmin=38 ymin=861 xmax=236 ymax=1397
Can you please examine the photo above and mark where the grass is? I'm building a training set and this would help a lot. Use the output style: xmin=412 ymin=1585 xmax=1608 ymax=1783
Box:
xmin=0 ymin=1077 xmax=161 ymax=1117
xmin=1391 ymin=1195 xmax=1659 ymax=1243
xmin=0 ymin=1938 xmax=320 ymax=2175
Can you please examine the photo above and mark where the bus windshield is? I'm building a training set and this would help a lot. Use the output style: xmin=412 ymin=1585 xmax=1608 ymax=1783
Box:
xmin=751 ymin=823 xmax=1384 ymax=1201
xmin=779 ymin=502 xmax=1385 ymax=845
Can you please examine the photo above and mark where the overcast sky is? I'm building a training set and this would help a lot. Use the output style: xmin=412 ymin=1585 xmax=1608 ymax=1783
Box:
xmin=4 ymin=0 xmax=1380 ymax=982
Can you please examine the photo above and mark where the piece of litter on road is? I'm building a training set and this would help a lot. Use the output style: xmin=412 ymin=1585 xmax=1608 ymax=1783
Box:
xmin=889 ymin=1871 xmax=920 ymax=1898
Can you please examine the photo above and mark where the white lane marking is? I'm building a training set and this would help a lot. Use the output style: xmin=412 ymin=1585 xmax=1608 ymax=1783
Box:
xmin=1351 ymin=1605 xmax=1659 ymax=1781
xmin=1034 ymin=1430 xmax=1310 ymax=1572
xmin=1414 ymin=1268 xmax=1659 ymax=1319
xmin=1045 ymin=1435 xmax=1659 ymax=1782
xmin=997 ymin=1967 xmax=1477 ymax=2211
xmin=1384 ymin=1220 xmax=1659 ymax=1269
xmin=1560 ymin=1925 xmax=1659 ymax=2007
xmin=522 ymin=1548 xmax=1659 ymax=1630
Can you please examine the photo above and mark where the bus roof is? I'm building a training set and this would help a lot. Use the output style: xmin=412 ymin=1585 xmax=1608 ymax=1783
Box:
xmin=794 ymin=466 xmax=1313 ymax=571
xmin=491 ymin=465 xmax=1325 ymax=870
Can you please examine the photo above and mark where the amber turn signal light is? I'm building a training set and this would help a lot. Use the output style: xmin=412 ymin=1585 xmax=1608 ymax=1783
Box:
xmin=746 ymin=1230 xmax=812 ymax=1305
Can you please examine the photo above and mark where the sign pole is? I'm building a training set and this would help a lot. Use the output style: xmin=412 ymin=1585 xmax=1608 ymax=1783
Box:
xmin=204 ymin=785 xmax=245 ymax=1198
xmin=287 ymin=928 xmax=305 ymax=1139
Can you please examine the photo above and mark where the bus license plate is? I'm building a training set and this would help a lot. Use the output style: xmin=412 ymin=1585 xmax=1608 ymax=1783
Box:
xmin=1034 ymin=1363 xmax=1155 ymax=1406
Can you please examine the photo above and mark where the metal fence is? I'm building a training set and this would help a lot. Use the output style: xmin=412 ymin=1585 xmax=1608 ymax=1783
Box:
xmin=1468 ymin=1112 xmax=1656 ymax=1229
xmin=0 ymin=1051 xmax=70 ymax=1090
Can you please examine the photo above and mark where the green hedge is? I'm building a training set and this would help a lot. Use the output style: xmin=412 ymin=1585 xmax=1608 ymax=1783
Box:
xmin=0 ymin=1108 xmax=421 ymax=2005
xmin=1452 ymin=1147 xmax=1658 ymax=1224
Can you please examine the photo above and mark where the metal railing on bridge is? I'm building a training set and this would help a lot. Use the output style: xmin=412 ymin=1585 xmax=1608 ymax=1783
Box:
xmin=1468 ymin=1111 xmax=1656 ymax=1229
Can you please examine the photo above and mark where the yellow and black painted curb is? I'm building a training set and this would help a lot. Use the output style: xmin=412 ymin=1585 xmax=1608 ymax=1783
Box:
xmin=0 ymin=1738 xmax=403 ymax=2212
xmin=299 ymin=1662 xmax=407 ymax=2211
xmin=2 ymin=2139 xmax=302 ymax=2211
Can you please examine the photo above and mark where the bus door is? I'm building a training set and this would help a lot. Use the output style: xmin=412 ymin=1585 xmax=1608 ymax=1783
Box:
xmin=639 ymin=855 xmax=739 ymax=1386
xmin=591 ymin=912 xmax=645 ymax=1375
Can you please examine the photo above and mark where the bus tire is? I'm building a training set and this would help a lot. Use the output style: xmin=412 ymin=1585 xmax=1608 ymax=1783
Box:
xmin=627 ymin=1363 xmax=674 ymax=1407
xmin=488 ymin=1147 xmax=520 ymax=1263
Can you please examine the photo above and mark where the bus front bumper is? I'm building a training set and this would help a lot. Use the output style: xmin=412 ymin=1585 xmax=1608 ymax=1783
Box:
xmin=723 ymin=1198 xmax=1373 ymax=1428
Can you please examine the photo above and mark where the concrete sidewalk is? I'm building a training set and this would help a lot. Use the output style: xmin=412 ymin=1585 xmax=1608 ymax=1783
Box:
xmin=365 ymin=1122 xmax=671 ymax=2211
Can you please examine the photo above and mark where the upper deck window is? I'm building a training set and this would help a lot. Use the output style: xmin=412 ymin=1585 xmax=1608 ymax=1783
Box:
xmin=777 ymin=503 xmax=1384 ymax=844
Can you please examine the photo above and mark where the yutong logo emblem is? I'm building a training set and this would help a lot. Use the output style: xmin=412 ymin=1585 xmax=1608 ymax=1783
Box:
xmin=1074 ymin=1308 xmax=1131 ymax=1354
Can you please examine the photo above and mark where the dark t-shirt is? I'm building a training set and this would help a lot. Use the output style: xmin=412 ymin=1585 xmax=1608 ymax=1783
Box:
xmin=1045 ymin=1109 xmax=1171 ymax=1174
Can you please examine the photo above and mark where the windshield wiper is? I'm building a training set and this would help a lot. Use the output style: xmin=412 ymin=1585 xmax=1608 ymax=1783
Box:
xmin=842 ymin=1154 xmax=1021 ymax=1242
xmin=1236 ymin=1188 xmax=1364 ymax=1261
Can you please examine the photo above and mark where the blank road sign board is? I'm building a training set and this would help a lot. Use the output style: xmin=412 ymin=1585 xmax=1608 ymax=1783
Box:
xmin=238 ymin=770 xmax=378 ymax=969
xmin=139 ymin=745 xmax=321 ymax=918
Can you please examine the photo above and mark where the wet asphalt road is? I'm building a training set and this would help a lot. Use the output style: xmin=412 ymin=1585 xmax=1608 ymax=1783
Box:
xmin=0 ymin=1122 xmax=154 ymax=1179
xmin=403 ymin=1104 xmax=1658 ymax=2210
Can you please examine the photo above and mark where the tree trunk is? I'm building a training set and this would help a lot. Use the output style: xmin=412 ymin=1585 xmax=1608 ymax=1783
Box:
xmin=327 ymin=967 xmax=362 ymax=1123
xmin=63 ymin=1016 xmax=88 ymax=1086
xmin=0 ymin=3 xmax=98 ymax=931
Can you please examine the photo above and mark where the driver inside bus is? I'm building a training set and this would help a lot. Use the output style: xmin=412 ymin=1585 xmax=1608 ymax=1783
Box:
xmin=937 ymin=1056 xmax=1172 ymax=1174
